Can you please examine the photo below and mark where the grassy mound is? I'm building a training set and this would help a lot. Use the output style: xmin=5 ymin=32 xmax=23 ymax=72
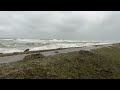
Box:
xmin=0 ymin=44 xmax=120 ymax=79
xmin=23 ymin=53 xmax=45 ymax=60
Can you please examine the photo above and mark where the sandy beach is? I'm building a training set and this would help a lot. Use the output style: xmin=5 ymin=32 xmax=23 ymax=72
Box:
xmin=0 ymin=44 xmax=112 ymax=64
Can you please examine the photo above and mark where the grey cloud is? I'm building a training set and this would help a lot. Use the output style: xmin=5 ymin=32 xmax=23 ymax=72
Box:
xmin=54 ymin=15 xmax=86 ymax=33
xmin=0 ymin=11 xmax=120 ymax=40
xmin=87 ymin=12 xmax=120 ymax=41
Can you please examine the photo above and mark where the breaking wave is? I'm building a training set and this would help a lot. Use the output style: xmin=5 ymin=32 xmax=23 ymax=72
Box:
xmin=0 ymin=38 xmax=114 ymax=53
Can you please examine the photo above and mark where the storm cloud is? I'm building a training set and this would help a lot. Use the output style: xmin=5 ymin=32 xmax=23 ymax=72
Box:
xmin=0 ymin=11 xmax=120 ymax=41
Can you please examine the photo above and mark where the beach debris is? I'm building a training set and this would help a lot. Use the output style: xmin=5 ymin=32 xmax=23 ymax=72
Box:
xmin=24 ymin=49 xmax=29 ymax=52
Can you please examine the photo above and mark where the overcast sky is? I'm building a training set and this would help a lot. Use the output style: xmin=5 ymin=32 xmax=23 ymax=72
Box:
xmin=0 ymin=11 xmax=120 ymax=41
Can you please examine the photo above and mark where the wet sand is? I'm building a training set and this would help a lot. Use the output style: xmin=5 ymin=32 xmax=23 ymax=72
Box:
xmin=0 ymin=44 xmax=112 ymax=64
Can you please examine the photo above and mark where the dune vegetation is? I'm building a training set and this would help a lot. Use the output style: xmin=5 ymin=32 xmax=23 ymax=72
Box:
xmin=0 ymin=44 xmax=120 ymax=79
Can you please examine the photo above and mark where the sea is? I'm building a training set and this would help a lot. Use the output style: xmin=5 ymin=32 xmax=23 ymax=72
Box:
xmin=0 ymin=38 xmax=115 ymax=53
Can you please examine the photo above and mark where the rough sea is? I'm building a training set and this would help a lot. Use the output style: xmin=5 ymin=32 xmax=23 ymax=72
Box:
xmin=0 ymin=38 xmax=114 ymax=53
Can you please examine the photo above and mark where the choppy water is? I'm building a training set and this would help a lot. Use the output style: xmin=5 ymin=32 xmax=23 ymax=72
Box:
xmin=0 ymin=38 xmax=114 ymax=53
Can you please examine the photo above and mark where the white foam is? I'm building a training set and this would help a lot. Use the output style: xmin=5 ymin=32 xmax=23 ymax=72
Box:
xmin=30 ymin=42 xmax=111 ymax=51
xmin=0 ymin=48 xmax=23 ymax=53
xmin=0 ymin=39 xmax=113 ymax=53
xmin=0 ymin=39 xmax=14 ymax=41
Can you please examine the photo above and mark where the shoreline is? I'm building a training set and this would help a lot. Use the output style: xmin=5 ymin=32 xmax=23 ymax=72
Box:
xmin=0 ymin=43 xmax=113 ymax=57
xmin=0 ymin=43 xmax=113 ymax=64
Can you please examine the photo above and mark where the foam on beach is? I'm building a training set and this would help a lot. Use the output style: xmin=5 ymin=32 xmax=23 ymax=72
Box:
xmin=0 ymin=39 xmax=114 ymax=53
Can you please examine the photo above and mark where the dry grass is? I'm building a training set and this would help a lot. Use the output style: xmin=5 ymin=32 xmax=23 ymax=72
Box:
xmin=0 ymin=44 xmax=120 ymax=79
